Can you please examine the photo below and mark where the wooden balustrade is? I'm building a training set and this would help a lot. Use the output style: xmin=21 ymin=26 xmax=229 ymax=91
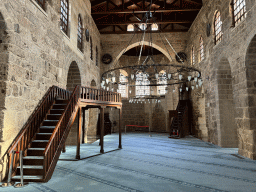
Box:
xmin=80 ymin=86 xmax=121 ymax=103
xmin=7 ymin=86 xmax=71 ymax=177
xmin=43 ymin=85 xmax=80 ymax=180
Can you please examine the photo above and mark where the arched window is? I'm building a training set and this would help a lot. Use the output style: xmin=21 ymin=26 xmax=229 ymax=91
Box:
xmin=127 ymin=24 xmax=134 ymax=32
xmin=199 ymin=36 xmax=204 ymax=61
xmin=139 ymin=23 xmax=147 ymax=31
xmin=60 ymin=0 xmax=69 ymax=35
xmin=151 ymin=23 xmax=158 ymax=31
xmin=117 ymin=70 xmax=128 ymax=98
xmin=191 ymin=46 xmax=195 ymax=65
xmin=233 ymin=0 xmax=246 ymax=25
xmin=90 ymin=37 xmax=93 ymax=60
xmin=77 ymin=14 xmax=83 ymax=51
xmin=36 ymin=0 xmax=46 ymax=10
xmin=157 ymin=70 xmax=167 ymax=95
xmin=214 ymin=11 xmax=223 ymax=44
xmin=136 ymin=72 xmax=150 ymax=96
xmin=96 ymin=46 xmax=98 ymax=66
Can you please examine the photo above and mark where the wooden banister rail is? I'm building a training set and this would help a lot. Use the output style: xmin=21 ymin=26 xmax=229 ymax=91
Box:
xmin=7 ymin=86 xmax=70 ymax=177
xmin=80 ymin=86 xmax=121 ymax=103
xmin=43 ymin=85 xmax=80 ymax=181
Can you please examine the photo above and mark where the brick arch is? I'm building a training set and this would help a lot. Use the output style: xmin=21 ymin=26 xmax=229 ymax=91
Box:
xmin=216 ymin=57 xmax=237 ymax=147
xmin=66 ymin=61 xmax=81 ymax=91
xmin=113 ymin=41 xmax=173 ymax=64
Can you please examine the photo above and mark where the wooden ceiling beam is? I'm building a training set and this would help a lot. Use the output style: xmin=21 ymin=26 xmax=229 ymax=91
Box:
xmin=96 ymin=20 xmax=193 ymax=25
xmin=92 ymin=8 xmax=200 ymax=14
xmin=100 ymin=28 xmax=188 ymax=34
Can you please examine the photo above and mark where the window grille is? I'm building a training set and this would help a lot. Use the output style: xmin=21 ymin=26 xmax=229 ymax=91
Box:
xmin=233 ymin=0 xmax=246 ymax=25
xmin=157 ymin=71 xmax=167 ymax=95
xmin=191 ymin=47 xmax=195 ymax=65
xmin=60 ymin=0 xmax=69 ymax=35
xmin=136 ymin=72 xmax=150 ymax=96
xmin=199 ymin=37 xmax=204 ymax=61
xmin=77 ymin=14 xmax=83 ymax=51
xmin=117 ymin=70 xmax=128 ymax=98
xmin=214 ymin=11 xmax=223 ymax=44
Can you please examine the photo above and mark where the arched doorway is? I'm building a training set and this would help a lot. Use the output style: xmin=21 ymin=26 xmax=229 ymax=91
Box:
xmin=217 ymin=58 xmax=237 ymax=147
xmin=65 ymin=61 xmax=81 ymax=145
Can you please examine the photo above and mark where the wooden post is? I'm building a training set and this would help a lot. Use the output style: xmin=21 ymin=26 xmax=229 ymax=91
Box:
xmin=62 ymin=143 xmax=66 ymax=153
xmin=82 ymin=107 xmax=86 ymax=144
xmin=119 ymin=108 xmax=122 ymax=149
xmin=76 ymin=107 xmax=82 ymax=159
xmin=100 ymin=107 xmax=105 ymax=153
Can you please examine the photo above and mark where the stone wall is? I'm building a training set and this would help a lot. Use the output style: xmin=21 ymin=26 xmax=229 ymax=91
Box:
xmin=185 ymin=0 xmax=256 ymax=158
xmin=0 ymin=0 xmax=101 ymax=180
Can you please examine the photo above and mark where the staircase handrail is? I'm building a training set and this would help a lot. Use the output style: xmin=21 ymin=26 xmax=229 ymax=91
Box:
xmin=6 ymin=86 xmax=70 ymax=176
xmin=43 ymin=85 xmax=80 ymax=180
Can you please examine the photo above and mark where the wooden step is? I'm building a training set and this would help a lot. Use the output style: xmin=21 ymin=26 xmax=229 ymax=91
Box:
xmin=47 ymin=114 xmax=62 ymax=120
xmin=16 ymin=165 xmax=44 ymax=175
xmin=55 ymin=99 xmax=69 ymax=104
xmin=42 ymin=120 xmax=58 ymax=126
xmin=23 ymin=156 xmax=44 ymax=165
xmin=12 ymin=175 xmax=43 ymax=181
xmin=31 ymin=140 xmax=48 ymax=148
xmin=36 ymin=133 xmax=52 ymax=140
xmin=52 ymin=104 xmax=67 ymax=109
xmin=27 ymin=148 xmax=45 ymax=156
xmin=40 ymin=126 xmax=55 ymax=133
xmin=50 ymin=109 xmax=64 ymax=114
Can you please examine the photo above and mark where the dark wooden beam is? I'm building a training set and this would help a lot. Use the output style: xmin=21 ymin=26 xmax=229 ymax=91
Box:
xmin=96 ymin=20 xmax=193 ymax=25
xmin=109 ymin=0 xmax=118 ymax=8
xmin=188 ymin=0 xmax=202 ymax=5
xmin=92 ymin=8 xmax=200 ymax=14
xmin=100 ymin=28 xmax=188 ymax=34
xmin=116 ymin=25 xmax=125 ymax=31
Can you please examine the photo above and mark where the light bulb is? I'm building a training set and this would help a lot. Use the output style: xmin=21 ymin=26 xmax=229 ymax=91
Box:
xmin=107 ymin=87 xmax=109 ymax=91
xmin=196 ymin=85 xmax=198 ymax=89
xmin=168 ymin=74 xmax=172 ymax=79
xmin=173 ymin=89 xmax=175 ymax=93
xmin=186 ymin=87 xmax=189 ymax=91
xmin=131 ymin=74 xmax=134 ymax=80
xmin=191 ymin=86 xmax=194 ymax=90
xmin=106 ymin=79 xmax=109 ymax=84
xmin=179 ymin=74 xmax=183 ymax=80
xmin=188 ymin=76 xmax=192 ymax=81
xmin=112 ymin=77 xmax=116 ymax=82
xmin=102 ymin=80 xmax=105 ymax=85
xmin=180 ymin=88 xmax=182 ymax=92
xmin=194 ymin=77 xmax=198 ymax=82
xmin=155 ymin=74 xmax=159 ymax=79
xmin=129 ymin=90 xmax=132 ymax=94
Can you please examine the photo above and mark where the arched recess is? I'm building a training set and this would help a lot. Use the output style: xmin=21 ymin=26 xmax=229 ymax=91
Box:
xmin=242 ymin=34 xmax=256 ymax=159
xmin=66 ymin=61 xmax=81 ymax=91
xmin=217 ymin=58 xmax=237 ymax=147
xmin=90 ymin=79 xmax=96 ymax=88
xmin=65 ymin=61 xmax=81 ymax=145
xmin=113 ymin=41 xmax=173 ymax=64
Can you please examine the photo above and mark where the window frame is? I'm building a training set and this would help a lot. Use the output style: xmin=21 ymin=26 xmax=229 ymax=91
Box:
xmin=90 ymin=37 xmax=93 ymax=60
xmin=135 ymin=72 xmax=150 ymax=97
xmin=232 ymin=0 xmax=246 ymax=25
xmin=214 ymin=11 xmax=223 ymax=45
xmin=117 ymin=70 xmax=128 ymax=98
xmin=77 ymin=14 xmax=83 ymax=52
xmin=60 ymin=0 xmax=69 ymax=35
xmin=199 ymin=36 xmax=204 ymax=62
xmin=35 ymin=0 xmax=46 ymax=10
xmin=191 ymin=46 xmax=195 ymax=65
xmin=157 ymin=70 xmax=167 ymax=95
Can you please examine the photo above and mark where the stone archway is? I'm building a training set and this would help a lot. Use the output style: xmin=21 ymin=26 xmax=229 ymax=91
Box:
xmin=217 ymin=58 xmax=237 ymax=147
xmin=65 ymin=61 xmax=81 ymax=145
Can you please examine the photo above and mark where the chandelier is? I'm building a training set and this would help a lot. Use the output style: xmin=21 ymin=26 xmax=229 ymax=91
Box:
xmin=101 ymin=3 xmax=202 ymax=103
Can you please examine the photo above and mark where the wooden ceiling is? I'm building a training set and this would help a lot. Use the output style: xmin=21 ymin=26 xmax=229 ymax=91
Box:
xmin=91 ymin=0 xmax=202 ymax=34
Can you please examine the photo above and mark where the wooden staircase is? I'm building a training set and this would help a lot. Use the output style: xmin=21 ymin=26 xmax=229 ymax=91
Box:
xmin=12 ymin=99 xmax=68 ymax=182
xmin=6 ymin=85 xmax=122 ymax=183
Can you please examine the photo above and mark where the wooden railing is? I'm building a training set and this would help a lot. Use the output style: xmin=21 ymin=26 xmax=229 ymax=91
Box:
xmin=80 ymin=86 xmax=121 ymax=103
xmin=43 ymin=85 xmax=80 ymax=181
xmin=7 ymin=86 xmax=71 ymax=177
